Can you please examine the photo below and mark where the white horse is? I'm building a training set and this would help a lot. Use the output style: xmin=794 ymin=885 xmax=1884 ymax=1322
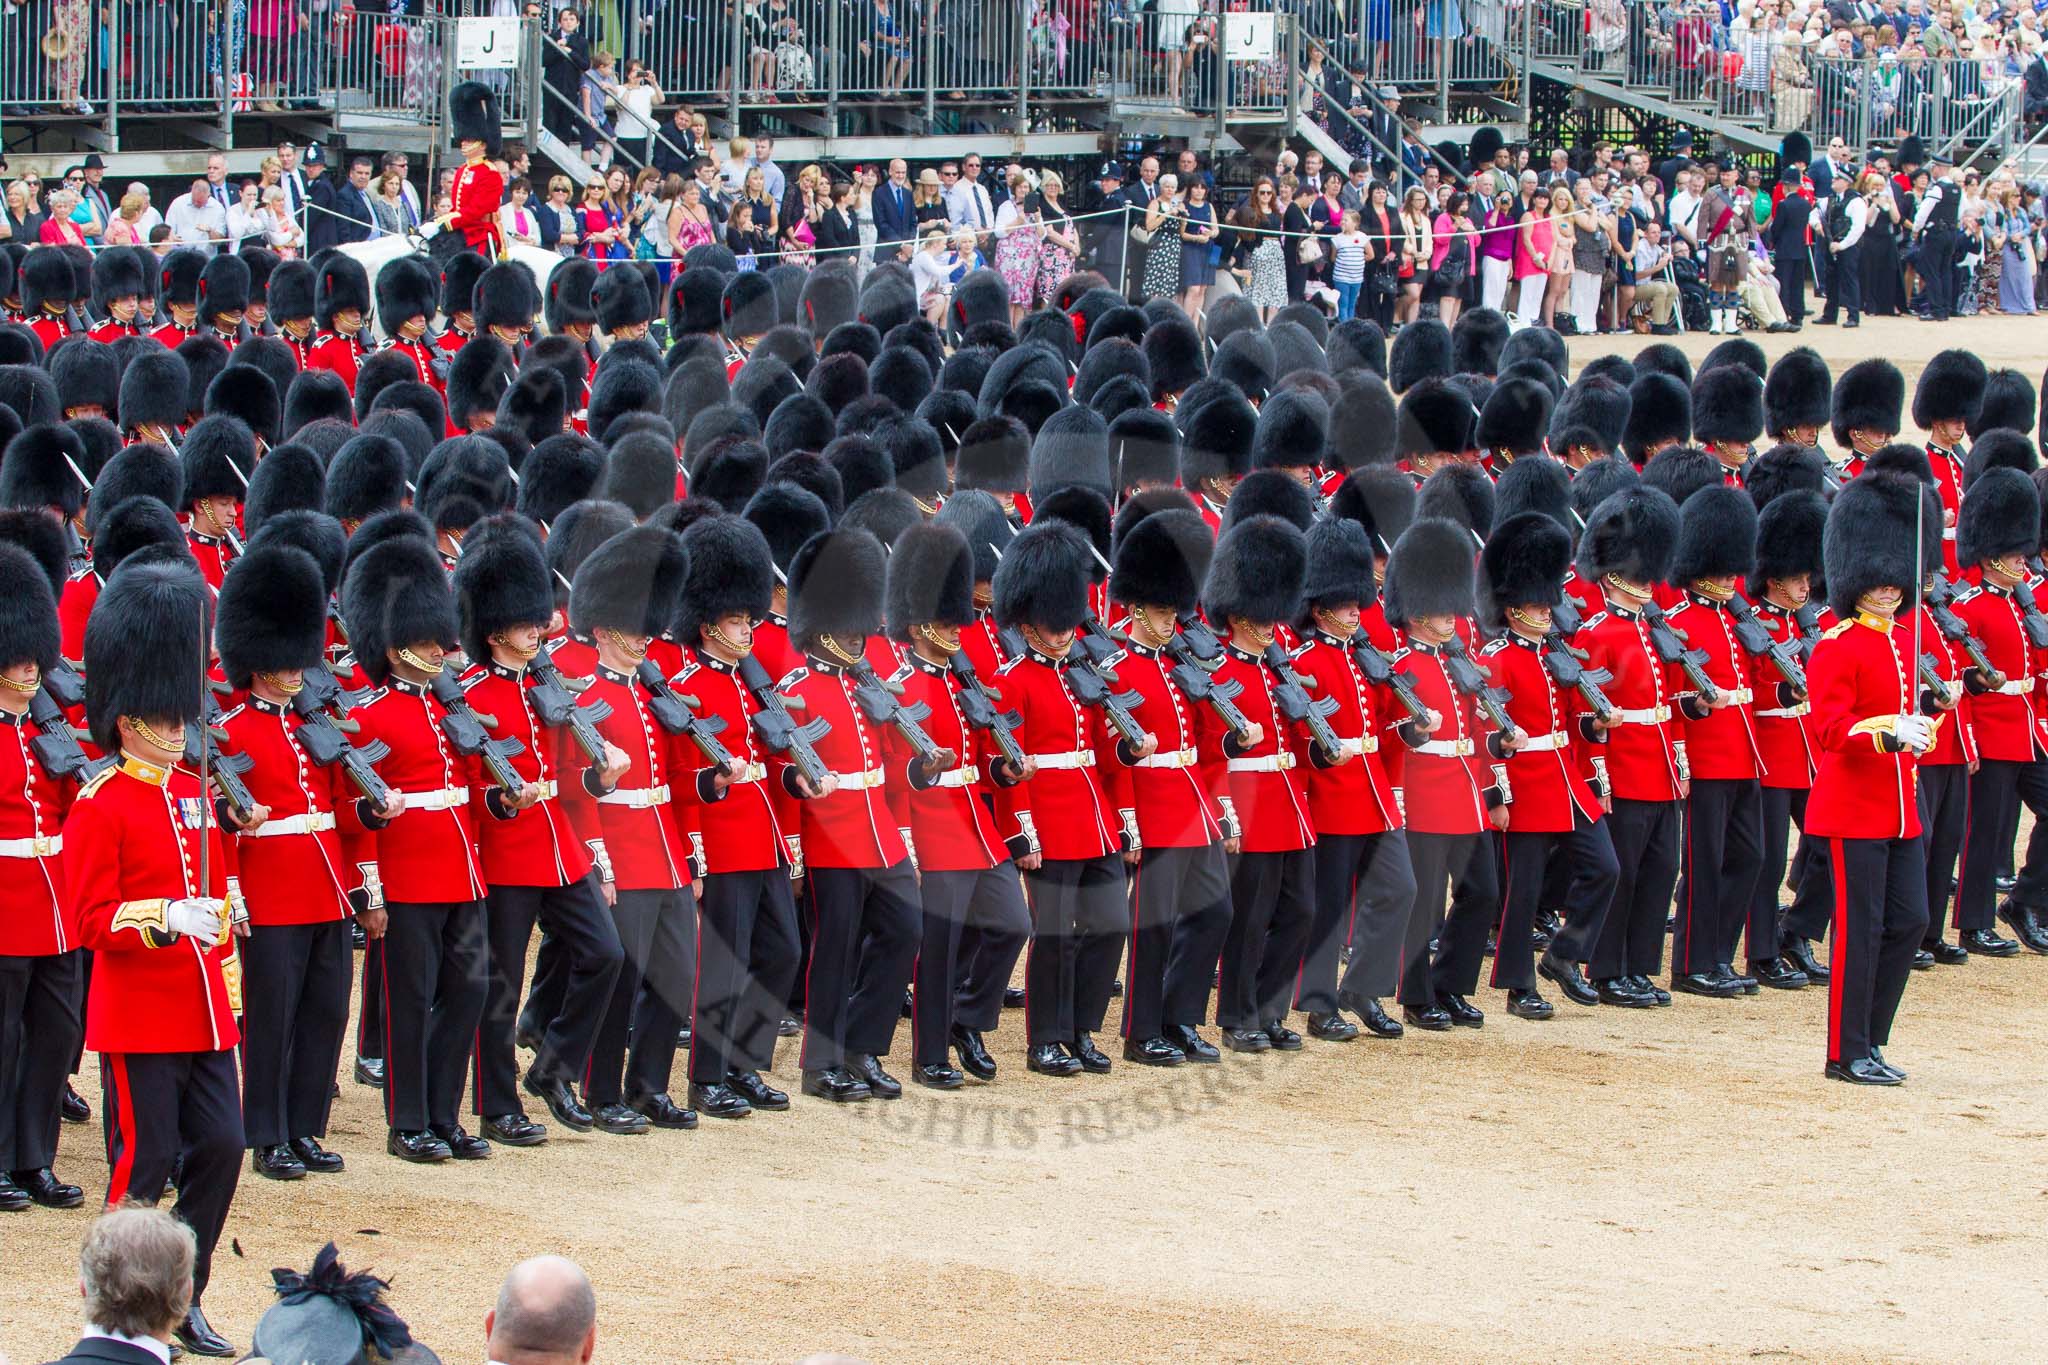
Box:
xmin=337 ymin=227 xmax=565 ymax=342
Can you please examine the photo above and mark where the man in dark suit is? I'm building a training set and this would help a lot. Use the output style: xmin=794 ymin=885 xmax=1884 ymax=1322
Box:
xmin=872 ymin=156 xmax=917 ymax=261
xmin=2025 ymin=46 xmax=2048 ymax=123
xmin=43 ymin=1207 xmax=196 ymax=1365
xmin=1087 ymin=162 xmax=1131 ymax=293
xmin=1767 ymin=165 xmax=1815 ymax=328
xmin=331 ymin=155 xmax=377 ymax=246
xmin=304 ymin=148 xmax=341 ymax=255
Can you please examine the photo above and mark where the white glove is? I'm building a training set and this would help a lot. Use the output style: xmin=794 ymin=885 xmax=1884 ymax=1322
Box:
xmin=166 ymin=897 xmax=225 ymax=942
xmin=1894 ymin=714 xmax=1935 ymax=753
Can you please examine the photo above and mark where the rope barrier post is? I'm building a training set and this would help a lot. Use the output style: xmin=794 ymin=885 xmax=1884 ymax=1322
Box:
xmin=1518 ymin=0 xmax=1532 ymax=129
xmin=827 ymin=0 xmax=840 ymax=133
xmin=107 ymin=0 xmax=122 ymax=141
xmin=1214 ymin=13 xmax=1227 ymax=145
xmin=923 ymin=0 xmax=937 ymax=129
xmin=1120 ymin=199 xmax=1132 ymax=297
xmin=728 ymin=0 xmax=743 ymax=134
xmin=218 ymin=0 xmax=236 ymax=144
xmin=1015 ymin=0 xmax=1029 ymax=133
xmin=523 ymin=17 xmax=542 ymax=153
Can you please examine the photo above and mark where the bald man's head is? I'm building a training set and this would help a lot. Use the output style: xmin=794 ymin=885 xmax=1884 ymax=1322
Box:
xmin=486 ymin=1255 xmax=597 ymax=1365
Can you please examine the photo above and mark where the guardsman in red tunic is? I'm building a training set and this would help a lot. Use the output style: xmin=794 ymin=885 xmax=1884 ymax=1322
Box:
xmin=1395 ymin=379 xmax=1476 ymax=493
xmin=989 ymin=521 xmax=1136 ymax=1075
xmin=564 ymin=525 xmax=702 ymax=1130
xmin=178 ymin=415 xmax=254 ymax=591
xmin=266 ymin=259 xmax=319 ymax=370
xmin=86 ymin=247 xmax=148 ymax=343
xmin=1914 ymin=351 xmax=1986 ymax=575
xmin=1748 ymin=491 xmax=1829 ymax=990
xmin=1764 ymin=347 xmax=1831 ymax=456
xmin=0 ymin=541 xmax=83 ymax=1215
xmin=742 ymin=482 xmax=829 ymax=685
xmin=1903 ymin=555 xmax=1978 ymax=967
xmin=594 ymin=262 xmax=656 ymax=349
xmin=68 ymin=559 xmax=244 ymax=1358
xmin=58 ymin=457 xmax=190 ymax=664
xmin=214 ymin=545 xmax=396 ymax=1183
xmin=1809 ymin=473 xmax=1940 ymax=1084
xmin=1827 ymin=358 xmax=1903 ymax=483
xmin=1693 ymin=364 xmax=1762 ymax=488
xmin=1664 ymin=487 xmax=1769 ymax=998
xmin=775 ymin=528 xmax=921 ymax=1101
xmin=1384 ymin=517 xmax=1501 ymax=1030
xmin=545 ymin=256 xmax=603 ymax=383
xmin=1951 ymin=466 xmax=2042 ymax=958
xmin=669 ymin=516 xmax=804 ymax=1112
xmin=446 ymin=333 xmax=516 ymax=438
xmin=452 ymin=518 xmax=630 ymax=1137
xmin=721 ymin=273 xmax=779 ymax=381
xmin=374 ymin=256 xmax=447 ymax=398
xmin=951 ymin=418 xmax=1032 ymax=530
xmin=1479 ymin=513 xmax=1618 ymax=1020
xmin=306 ymin=255 xmax=372 ymax=395
xmin=883 ymin=523 xmax=1035 ymax=1087
xmin=1179 ymin=388 xmax=1256 ymax=537
xmin=472 ymin=258 xmax=541 ymax=353
xmin=340 ymin=533 xmax=494 ymax=1164
xmin=932 ymin=490 xmax=1015 ymax=678
xmin=437 ymin=252 xmax=488 ymax=360
xmin=1102 ymin=504 xmax=1236 ymax=1064
xmin=149 ymin=250 xmax=206 ymax=349
xmin=440 ymin=82 xmax=508 ymax=259
xmin=20 ymin=250 xmax=75 ymax=352
xmin=195 ymin=255 xmax=249 ymax=355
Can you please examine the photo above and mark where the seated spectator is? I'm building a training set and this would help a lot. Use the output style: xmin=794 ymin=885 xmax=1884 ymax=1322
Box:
xmin=536 ymin=175 xmax=581 ymax=253
xmin=51 ymin=1207 xmax=195 ymax=1364
xmin=502 ymin=177 xmax=542 ymax=248
xmin=243 ymin=1243 xmax=436 ymax=1365
xmin=486 ymin=1255 xmax=599 ymax=1365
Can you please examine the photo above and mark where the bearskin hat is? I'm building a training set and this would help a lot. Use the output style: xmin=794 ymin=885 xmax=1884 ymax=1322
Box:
xmin=1180 ymin=388 xmax=1258 ymax=486
xmin=437 ymin=250 xmax=487 ymax=323
xmin=877 ymin=520 xmax=972 ymax=641
xmin=1397 ymin=378 xmax=1475 ymax=459
xmin=722 ymin=271 xmax=778 ymax=340
xmin=1492 ymin=455 xmax=1570 ymax=530
xmin=763 ymin=450 xmax=844 ymax=519
xmin=1204 ymin=294 xmax=1259 ymax=351
xmin=472 ymin=260 xmax=539 ymax=333
xmin=1577 ymin=484 xmax=1679 ymax=586
xmin=872 ymin=414 xmax=944 ymax=502
xmin=1964 ymin=428 xmax=2038 ymax=488
xmin=836 ymin=392 xmax=899 ymax=438
xmin=1829 ymin=357 xmax=1903 ymax=448
xmin=786 ymin=527 xmax=886 ymax=643
xmin=247 ymin=508 xmax=346 ymax=600
xmin=1912 ymin=348 xmax=1987 ymax=431
xmin=1641 ymin=444 xmax=1722 ymax=508
xmin=1026 ymin=406 xmax=1112 ymax=505
xmin=1102 ymin=504 xmax=1207 ymax=616
xmin=1315 ymin=375 xmax=1395 ymax=473
xmin=601 ymin=430 xmax=677 ymax=520
xmin=518 ymin=433 xmax=605 ymax=527
xmin=1383 ymin=517 xmax=1475 ymax=626
xmin=48 ymin=339 xmax=116 ymax=421
xmin=939 ymin=267 xmax=1005 ymax=336
xmin=1326 ymin=318 xmax=1386 ymax=379
xmin=320 ymin=434 xmax=406 ymax=526
xmin=1499 ymin=324 xmax=1568 ymax=382
xmin=592 ymin=260 xmax=655 ymax=334
xmin=1203 ymin=515 xmax=1307 ymax=626
xmin=1108 ymin=407 xmax=1180 ymax=494
xmin=178 ymin=414 xmax=254 ymax=505
xmin=0 ymin=328 xmax=35 ymax=369
xmin=870 ymin=346 xmax=933 ymax=414
xmin=1250 ymin=389 xmax=1327 ymax=473
xmin=691 ymin=436 xmax=769 ymax=513
xmin=1451 ymin=308 xmax=1510 ymax=377
xmin=1624 ymin=372 xmax=1692 ymax=464
xmin=195 ymin=252 xmax=252 ymax=327
xmin=732 ymin=353 xmax=803 ymax=430
xmin=1141 ymin=318 xmax=1204 ymax=402
xmin=314 ymin=254 xmax=369 ymax=330
xmin=1551 ymin=375 xmax=1631 ymax=460
xmin=1974 ymin=367 xmax=2037 ymax=441
xmin=938 ymin=346 xmax=995 ymax=401
xmin=372 ymin=255 xmax=437 ymax=335
xmin=798 ymin=264 xmax=857 ymax=338
xmin=1033 ymin=486 xmax=1112 ymax=586
xmin=1388 ymin=318 xmax=1452 ymax=393
xmin=1477 ymin=378 xmax=1553 ymax=458
xmin=452 ymin=514 xmax=552 ymax=661
xmin=804 ymin=351 xmax=868 ymax=414
xmin=87 ymin=441 xmax=181 ymax=536
xmin=744 ymin=479 xmax=832 ymax=576
xmin=155 ymin=249 xmax=206 ymax=311
xmin=264 ymin=258 xmax=314 ymax=323
xmin=1864 ymin=441 xmax=1933 ymax=483
xmin=1619 ymin=343 xmax=1683 ymax=390
xmin=1266 ymin=319 xmax=1325 ymax=384
xmin=1701 ymin=336 xmax=1766 ymax=382
xmin=341 ymin=533 xmax=457 ymax=685
xmin=19 ymin=251 xmax=74 ymax=318
xmin=822 ymin=433 xmax=893 ymax=508
xmin=243 ymin=443 xmax=324 ymax=534
xmin=567 ymin=521 xmax=689 ymax=640
xmin=90 ymin=246 xmax=145 ymax=316
xmin=0 ymin=364 xmax=59 ymax=430
xmin=683 ymin=404 xmax=759 ymax=473
xmin=174 ymin=335 xmax=229 ymax=419
xmin=445 ymin=335 xmax=513 ymax=429
xmin=1825 ymin=472 xmax=1927 ymax=617
xmin=1670 ymin=484 xmax=1757 ymax=582
xmin=449 ymin=79 xmax=504 ymax=157
xmin=93 ymin=494 xmax=189 ymax=579
xmin=955 ymin=415 xmax=1032 ymax=494
xmin=1291 ymin=516 xmax=1374 ymax=615
xmin=202 ymin=365 xmax=280 ymax=447
xmin=975 ymin=343 xmax=1069 ymax=421
xmin=660 ymin=513 xmax=770 ymax=644
xmin=1958 ymin=465 xmax=2040 ymax=567
xmin=1221 ymin=468 xmax=1316 ymax=535
xmin=1753 ymin=488 xmax=1827 ymax=587
xmin=1744 ymin=443 xmax=1827 ymax=509
xmin=986 ymin=518 xmax=1089 ymax=634
xmin=1328 ymin=465 xmax=1416 ymax=559
xmin=0 ymin=538 xmax=57 ymax=672
xmin=494 ymin=365 xmax=567 ymax=450
xmin=919 ymin=387 xmax=975 ymax=459
xmin=934 ymin=487 xmax=1014 ymax=585
xmin=1691 ymin=364 xmax=1765 ymax=448
xmin=587 ymin=357 xmax=664 ymax=443
xmin=1015 ymin=308 xmax=1078 ymax=368
xmin=0 ymin=505 xmax=67 ymax=599
xmin=668 ymin=267 xmax=727 ymax=338
xmin=544 ymin=258 xmax=599 ymax=334
xmin=1074 ymin=339 xmax=1148 ymax=410
xmin=1764 ymin=347 xmax=1831 ymax=437
xmin=1417 ymin=463 xmax=1493 ymax=541
xmin=1479 ymin=511 xmax=1571 ymax=628
xmin=0 ymin=425 xmax=88 ymax=518
xmin=214 ymin=543 xmax=327 ymax=689
xmin=1204 ymin=330 xmax=1270 ymax=407
xmin=83 ymin=557 xmax=211 ymax=753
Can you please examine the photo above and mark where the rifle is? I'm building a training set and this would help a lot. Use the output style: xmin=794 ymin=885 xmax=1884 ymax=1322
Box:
xmin=43 ymin=659 xmax=85 ymax=711
xmin=637 ymin=659 xmax=745 ymax=777
xmin=1173 ymin=610 xmax=1226 ymax=669
xmin=525 ymin=656 xmax=615 ymax=767
xmin=2012 ymin=580 xmax=2048 ymax=650
xmin=297 ymin=660 xmax=373 ymax=719
xmin=426 ymin=670 xmax=528 ymax=793
xmin=846 ymin=656 xmax=954 ymax=771
xmin=1923 ymin=575 xmax=2006 ymax=690
xmin=1540 ymin=631 xmax=1618 ymax=727
xmin=288 ymin=689 xmax=394 ymax=807
xmin=946 ymin=652 xmax=1028 ymax=772
xmin=1727 ymin=593 xmax=1808 ymax=695
xmin=27 ymin=686 xmax=111 ymax=783
xmin=189 ymin=696 xmax=259 ymax=827
xmin=1347 ymin=637 xmax=1434 ymax=728
xmin=1437 ymin=634 xmax=1523 ymax=743
xmin=1639 ymin=600 xmax=1724 ymax=705
xmin=1918 ymin=652 xmax=1958 ymax=712
xmin=996 ymin=622 xmax=1150 ymax=751
xmin=735 ymin=654 xmax=833 ymax=791
xmin=1261 ymin=641 xmax=1346 ymax=762
xmin=1792 ymin=599 xmax=1824 ymax=656
xmin=1159 ymin=631 xmax=1257 ymax=747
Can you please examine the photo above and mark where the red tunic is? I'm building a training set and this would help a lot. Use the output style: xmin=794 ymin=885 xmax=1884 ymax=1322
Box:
xmin=880 ymin=653 xmax=1009 ymax=873
xmin=1951 ymin=581 xmax=2046 ymax=762
xmin=1750 ymin=601 xmax=1818 ymax=789
xmin=67 ymin=757 xmax=240 ymax=1054
xmin=186 ymin=528 xmax=235 ymax=593
xmin=1928 ymin=442 xmax=1965 ymax=575
xmin=307 ymin=331 xmax=370 ymax=393
xmin=1911 ymin=605 xmax=1976 ymax=767
xmin=1198 ymin=645 xmax=1315 ymax=853
xmin=150 ymin=320 xmax=201 ymax=349
xmin=672 ymin=650 xmax=789 ymax=874
xmin=279 ymin=330 xmax=316 ymax=370
xmin=1482 ymin=632 xmax=1602 ymax=831
xmin=1096 ymin=642 xmax=1227 ymax=849
xmin=988 ymin=649 xmax=1121 ymax=862
xmin=1664 ymin=594 xmax=1764 ymax=781
xmin=58 ymin=568 xmax=98 ymax=666
xmin=28 ymin=312 xmax=71 ymax=351
xmin=88 ymin=320 xmax=145 ymax=345
xmin=215 ymin=698 xmax=361 ymax=926
xmin=1291 ymin=630 xmax=1400 ymax=836
xmin=460 ymin=661 xmax=595 ymax=887
xmin=1393 ymin=637 xmax=1499 ymax=835
xmin=450 ymin=160 xmax=507 ymax=258
xmin=0 ymin=708 xmax=74 ymax=956
xmin=1575 ymin=605 xmax=1680 ymax=802
xmin=383 ymin=336 xmax=447 ymax=396
xmin=571 ymin=665 xmax=691 ymax=891
xmin=350 ymin=679 xmax=488 ymax=903
xmin=770 ymin=655 xmax=908 ymax=870
xmin=1805 ymin=615 xmax=1925 ymax=840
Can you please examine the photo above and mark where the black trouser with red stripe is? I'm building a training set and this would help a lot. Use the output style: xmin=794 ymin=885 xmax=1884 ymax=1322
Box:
xmin=1998 ymin=759 xmax=2048 ymax=917
xmin=100 ymin=1048 xmax=242 ymax=1300
xmin=952 ymin=861 xmax=1031 ymax=1036
xmin=691 ymin=869 xmax=801 ymax=1085
xmin=1297 ymin=830 xmax=1415 ymax=1011
xmin=381 ymin=900 xmax=488 ymax=1133
xmin=1400 ymin=831 xmax=1497 ymax=1006
xmin=588 ymin=888 xmax=692 ymax=1106
xmin=1124 ymin=841 xmax=1231 ymax=1039
xmin=0 ymin=949 xmax=82 ymax=1173
xmin=1591 ymin=797 xmax=1681 ymax=981
xmin=357 ymin=935 xmax=384 ymax=1064
xmin=239 ymin=919 xmax=351 ymax=1148
xmin=1494 ymin=815 xmax=1618 ymax=990
xmin=912 ymin=862 xmax=1028 ymax=1067
xmin=1022 ymin=854 xmax=1128 ymax=1045
xmin=1959 ymin=758 xmax=2032 ymax=933
xmin=1673 ymin=777 xmax=1763 ymax=979
xmin=1913 ymin=761 xmax=1970 ymax=946
xmin=1824 ymin=836 xmax=1929 ymax=1066
xmin=477 ymin=876 xmax=623 ymax=1113
xmin=800 ymin=862 xmax=921 ymax=1071
xmin=1752 ymin=786 xmax=1809 ymax=967
xmin=1220 ymin=848 xmax=1315 ymax=1030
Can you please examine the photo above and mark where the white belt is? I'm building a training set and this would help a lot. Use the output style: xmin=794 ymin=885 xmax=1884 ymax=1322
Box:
xmin=934 ymin=765 xmax=981 ymax=788
xmin=1943 ymin=527 xmax=1958 ymax=541
xmin=1716 ymin=687 xmax=1754 ymax=706
xmin=831 ymin=767 xmax=886 ymax=790
xmin=1135 ymin=746 xmax=1199 ymax=769
xmin=1334 ymin=735 xmax=1379 ymax=757
xmin=0 ymin=833 xmax=60 ymax=858
xmin=1755 ymin=703 xmax=1811 ymax=718
xmin=398 ymin=786 xmax=471 ymax=811
xmin=1518 ymin=731 xmax=1571 ymax=752
xmin=240 ymin=811 xmax=337 ymax=838
xmin=1614 ymin=705 xmax=1671 ymax=725
xmin=596 ymin=783 xmax=671 ymax=808
xmin=530 ymin=779 xmax=558 ymax=801
xmin=1228 ymin=752 xmax=1297 ymax=773
xmin=727 ymin=761 xmax=768 ymax=785
xmin=1031 ymin=751 xmax=1096 ymax=770
xmin=1415 ymin=738 xmax=1475 ymax=757
xmin=1996 ymin=677 xmax=2037 ymax=695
